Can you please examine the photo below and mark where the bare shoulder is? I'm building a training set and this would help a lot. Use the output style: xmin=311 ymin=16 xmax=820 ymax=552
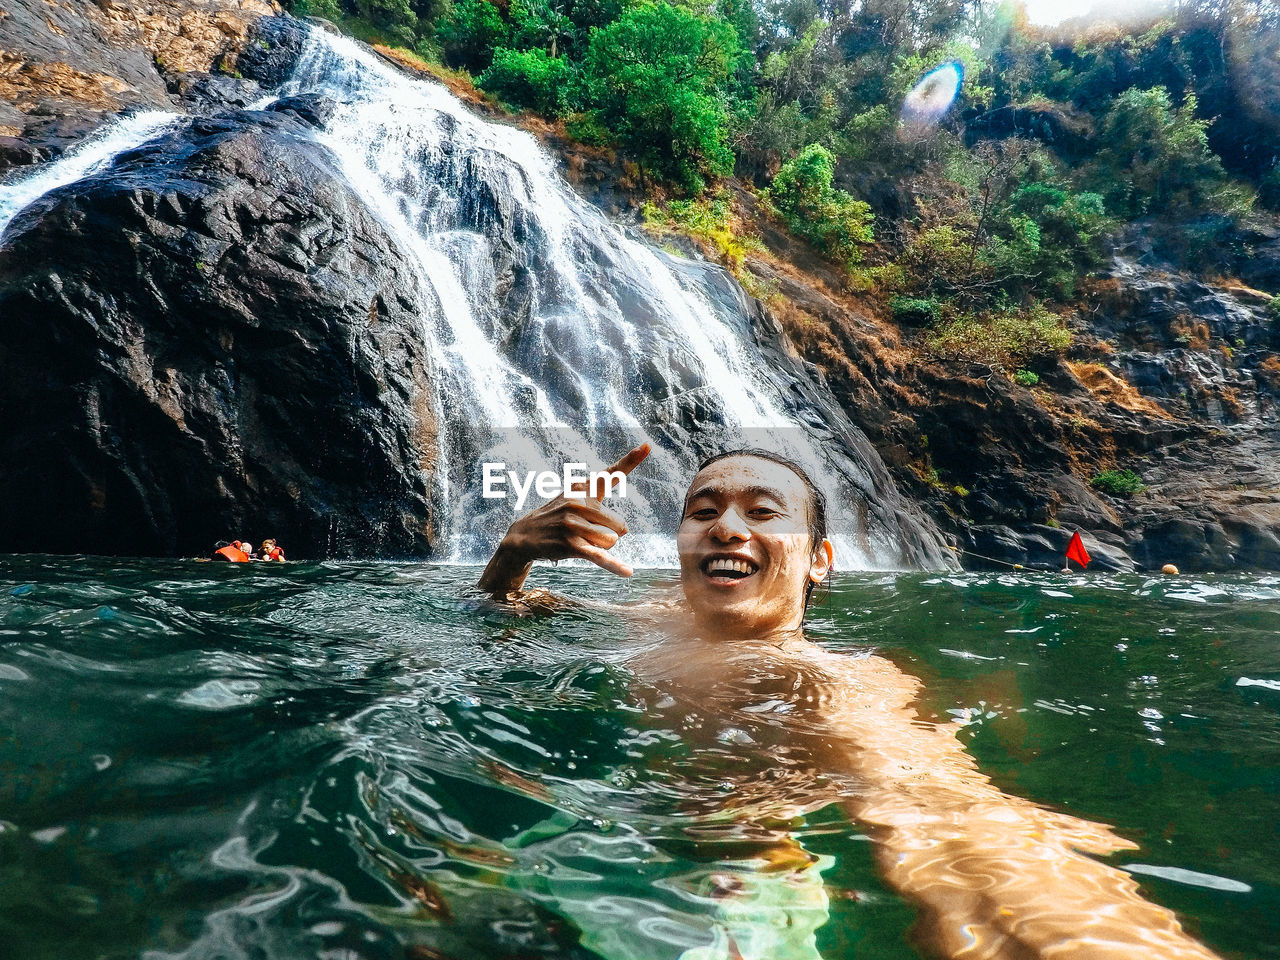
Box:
xmin=784 ymin=639 xmax=924 ymax=706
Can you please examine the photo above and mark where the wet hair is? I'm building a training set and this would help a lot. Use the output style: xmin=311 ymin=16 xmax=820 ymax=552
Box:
xmin=689 ymin=449 xmax=831 ymax=606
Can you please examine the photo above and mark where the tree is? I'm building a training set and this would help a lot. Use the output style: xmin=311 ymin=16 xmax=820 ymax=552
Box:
xmin=1090 ymin=86 xmax=1233 ymax=215
xmin=355 ymin=0 xmax=418 ymax=42
xmin=581 ymin=1 xmax=741 ymax=191
xmin=766 ymin=143 xmax=874 ymax=266
xmin=478 ymin=47 xmax=576 ymax=115
xmin=440 ymin=0 xmax=509 ymax=71
xmin=510 ymin=0 xmax=575 ymax=57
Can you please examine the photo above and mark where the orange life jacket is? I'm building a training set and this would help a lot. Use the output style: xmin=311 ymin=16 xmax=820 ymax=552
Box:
xmin=265 ymin=546 xmax=284 ymax=561
xmin=214 ymin=544 xmax=250 ymax=562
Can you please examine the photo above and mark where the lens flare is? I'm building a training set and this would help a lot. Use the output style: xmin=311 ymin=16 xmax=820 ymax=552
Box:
xmin=899 ymin=60 xmax=964 ymax=139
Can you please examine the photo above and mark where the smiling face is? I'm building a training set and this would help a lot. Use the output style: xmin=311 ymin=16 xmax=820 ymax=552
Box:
xmin=677 ymin=455 xmax=834 ymax=640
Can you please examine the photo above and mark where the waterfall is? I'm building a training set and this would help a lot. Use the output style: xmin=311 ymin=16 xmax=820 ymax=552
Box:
xmin=0 ymin=111 xmax=180 ymax=237
xmin=0 ymin=24 xmax=947 ymax=569
xmin=278 ymin=29 xmax=928 ymax=568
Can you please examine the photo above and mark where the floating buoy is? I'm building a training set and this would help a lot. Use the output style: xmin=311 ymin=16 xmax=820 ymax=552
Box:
xmin=1162 ymin=563 xmax=1179 ymax=575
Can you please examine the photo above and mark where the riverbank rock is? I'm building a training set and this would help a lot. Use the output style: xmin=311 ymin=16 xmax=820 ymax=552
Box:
xmin=0 ymin=110 xmax=440 ymax=558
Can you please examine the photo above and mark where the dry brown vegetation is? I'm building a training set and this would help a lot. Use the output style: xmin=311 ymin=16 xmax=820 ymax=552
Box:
xmin=1067 ymin=362 xmax=1172 ymax=419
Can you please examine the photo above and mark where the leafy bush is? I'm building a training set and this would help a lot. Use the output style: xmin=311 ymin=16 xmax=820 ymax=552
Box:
xmin=285 ymin=0 xmax=344 ymax=19
xmin=1090 ymin=469 xmax=1148 ymax=496
xmin=889 ymin=295 xmax=941 ymax=326
xmin=766 ymin=144 xmax=874 ymax=267
xmin=1089 ymin=87 xmax=1238 ymax=217
xmin=355 ymin=0 xmax=417 ymax=43
xmin=478 ymin=47 xmax=575 ymax=115
xmin=1001 ymin=183 xmax=1111 ymax=297
xmin=925 ymin=302 xmax=1072 ymax=364
xmin=897 ymin=223 xmax=981 ymax=301
xmin=509 ymin=0 xmax=576 ymax=57
xmin=1012 ymin=368 xmax=1040 ymax=386
xmin=642 ymin=192 xmax=762 ymax=274
xmin=581 ymin=1 xmax=740 ymax=192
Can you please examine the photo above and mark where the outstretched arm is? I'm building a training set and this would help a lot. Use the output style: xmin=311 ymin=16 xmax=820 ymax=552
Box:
xmin=478 ymin=444 xmax=650 ymax=599
xmin=804 ymin=647 xmax=1221 ymax=960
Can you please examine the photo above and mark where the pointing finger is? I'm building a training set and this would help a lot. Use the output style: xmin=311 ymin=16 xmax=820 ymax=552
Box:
xmin=593 ymin=443 xmax=650 ymax=501
xmin=608 ymin=443 xmax=650 ymax=476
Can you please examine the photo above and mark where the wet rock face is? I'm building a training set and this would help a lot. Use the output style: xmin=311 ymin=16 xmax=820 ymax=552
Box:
xmin=0 ymin=0 xmax=277 ymax=110
xmin=0 ymin=0 xmax=291 ymax=171
xmin=0 ymin=110 xmax=439 ymax=558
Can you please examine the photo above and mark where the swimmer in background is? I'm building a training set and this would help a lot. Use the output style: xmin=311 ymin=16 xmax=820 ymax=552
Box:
xmin=480 ymin=443 xmax=1221 ymax=960
xmin=261 ymin=539 xmax=286 ymax=562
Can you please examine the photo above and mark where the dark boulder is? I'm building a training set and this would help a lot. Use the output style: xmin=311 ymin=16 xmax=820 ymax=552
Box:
xmin=0 ymin=109 xmax=439 ymax=559
xmin=235 ymin=15 xmax=311 ymax=91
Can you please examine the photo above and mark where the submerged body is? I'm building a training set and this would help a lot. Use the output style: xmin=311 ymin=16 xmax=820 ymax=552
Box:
xmin=636 ymin=629 xmax=1219 ymax=959
xmin=481 ymin=445 xmax=1220 ymax=959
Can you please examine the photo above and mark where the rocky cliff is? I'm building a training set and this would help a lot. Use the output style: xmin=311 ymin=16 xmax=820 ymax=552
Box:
xmin=0 ymin=0 xmax=277 ymax=164
xmin=0 ymin=5 xmax=441 ymax=557
xmin=733 ymin=217 xmax=1280 ymax=573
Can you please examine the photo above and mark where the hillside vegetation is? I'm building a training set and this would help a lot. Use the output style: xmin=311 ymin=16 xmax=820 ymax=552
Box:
xmin=285 ymin=0 xmax=1280 ymax=364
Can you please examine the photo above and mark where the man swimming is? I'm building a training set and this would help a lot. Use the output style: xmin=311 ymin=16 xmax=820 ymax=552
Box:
xmin=480 ymin=444 xmax=1220 ymax=959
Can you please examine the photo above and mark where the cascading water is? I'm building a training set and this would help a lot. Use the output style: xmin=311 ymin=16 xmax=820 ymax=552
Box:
xmin=0 ymin=111 xmax=180 ymax=236
xmin=275 ymin=28 xmax=940 ymax=568
xmin=0 ymin=22 xmax=950 ymax=569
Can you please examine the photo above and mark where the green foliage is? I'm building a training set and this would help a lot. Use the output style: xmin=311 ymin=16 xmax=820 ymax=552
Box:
xmin=1090 ymin=469 xmax=1148 ymax=496
xmin=747 ymin=21 xmax=846 ymax=167
xmin=1268 ymin=296 xmax=1280 ymax=322
xmin=842 ymin=104 xmax=894 ymax=161
xmin=766 ymin=144 xmax=874 ymax=267
xmin=509 ymin=0 xmax=574 ymax=56
xmin=898 ymin=223 xmax=977 ymax=300
xmin=926 ymin=302 xmax=1072 ymax=365
xmin=890 ymin=295 xmax=941 ymax=326
xmin=1089 ymin=87 xmax=1239 ymax=217
xmin=998 ymin=183 xmax=1111 ymax=297
xmin=641 ymin=191 xmax=762 ymax=273
xmin=898 ymin=138 xmax=1111 ymax=307
xmin=478 ymin=47 xmax=575 ymax=115
xmin=355 ymin=0 xmax=418 ymax=43
xmin=284 ymin=0 xmax=344 ymax=19
xmin=1012 ymin=368 xmax=1039 ymax=386
xmin=440 ymin=0 xmax=508 ymax=71
xmin=580 ymin=2 xmax=741 ymax=192
xmin=563 ymin=111 xmax=612 ymax=145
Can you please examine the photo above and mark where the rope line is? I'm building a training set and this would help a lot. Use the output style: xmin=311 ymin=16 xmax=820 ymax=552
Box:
xmin=948 ymin=544 xmax=1070 ymax=572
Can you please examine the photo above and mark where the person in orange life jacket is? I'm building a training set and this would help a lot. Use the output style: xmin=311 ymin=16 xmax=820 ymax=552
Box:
xmin=213 ymin=540 xmax=251 ymax=562
xmin=261 ymin=539 xmax=286 ymax=562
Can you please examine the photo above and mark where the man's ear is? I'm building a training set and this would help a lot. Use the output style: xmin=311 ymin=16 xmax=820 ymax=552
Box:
xmin=809 ymin=538 xmax=834 ymax=583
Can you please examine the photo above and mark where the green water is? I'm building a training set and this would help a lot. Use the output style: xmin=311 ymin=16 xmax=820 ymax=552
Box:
xmin=1 ymin=556 xmax=1277 ymax=959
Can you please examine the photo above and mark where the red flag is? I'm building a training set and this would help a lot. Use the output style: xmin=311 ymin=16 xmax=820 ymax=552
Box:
xmin=1066 ymin=531 xmax=1091 ymax=568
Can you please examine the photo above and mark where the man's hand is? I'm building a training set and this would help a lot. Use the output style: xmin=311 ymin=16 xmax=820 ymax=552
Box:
xmin=478 ymin=444 xmax=651 ymax=596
